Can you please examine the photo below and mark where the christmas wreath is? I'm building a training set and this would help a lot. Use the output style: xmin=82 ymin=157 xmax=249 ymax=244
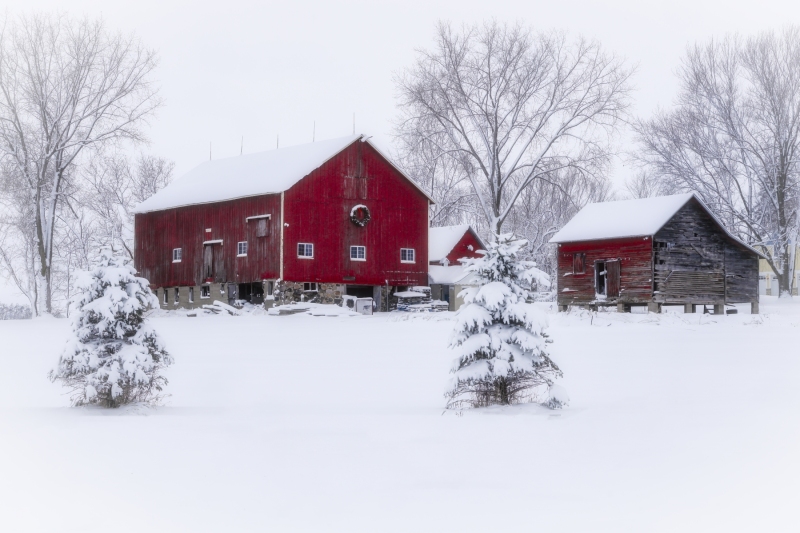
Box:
xmin=349 ymin=204 xmax=371 ymax=227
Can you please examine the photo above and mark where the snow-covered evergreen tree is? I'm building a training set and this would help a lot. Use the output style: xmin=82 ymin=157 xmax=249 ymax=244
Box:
xmin=447 ymin=234 xmax=565 ymax=409
xmin=49 ymin=250 xmax=172 ymax=407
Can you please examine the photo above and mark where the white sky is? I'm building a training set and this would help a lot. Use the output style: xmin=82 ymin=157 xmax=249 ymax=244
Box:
xmin=1 ymin=0 xmax=798 ymax=302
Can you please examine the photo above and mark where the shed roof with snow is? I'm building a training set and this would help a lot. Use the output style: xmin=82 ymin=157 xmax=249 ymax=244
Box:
xmin=549 ymin=193 xmax=761 ymax=255
xmin=133 ymin=135 xmax=432 ymax=213
xmin=428 ymin=225 xmax=485 ymax=263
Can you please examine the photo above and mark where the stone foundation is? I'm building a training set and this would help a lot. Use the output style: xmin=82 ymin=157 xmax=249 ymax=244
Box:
xmin=275 ymin=281 xmax=345 ymax=306
xmin=155 ymin=282 xmax=231 ymax=310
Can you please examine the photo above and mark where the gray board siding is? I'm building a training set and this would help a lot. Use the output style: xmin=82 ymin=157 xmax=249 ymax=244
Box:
xmin=652 ymin=198 xmax=758 ymax=304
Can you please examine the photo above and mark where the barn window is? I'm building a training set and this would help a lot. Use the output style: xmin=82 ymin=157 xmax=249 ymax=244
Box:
xmin=172 ymin=248 xmax=182 ymax=262
xmin=200 ymin=285 xmax=210 ymax=299
xmin=237 ymin=241 xmax=248 ymax=257
xmin=303 ymin=282 xmax=318 ymax=291
xmin=298 ymin=243 xmax=314 ymax=258
xmin=573 ymin=253 xmax=586 ymax=274
xmin=162 ymin=289 xmax=168 ymax=305
xmin=400 ymin=248 xmax=415 ymax=263
xmin=350 ymin=246 xmax=366 ymax=261
xmin=174 ymin=288 xmax=180 ymax=304
xmin=189 ymin=287 xmax=194 ymax=303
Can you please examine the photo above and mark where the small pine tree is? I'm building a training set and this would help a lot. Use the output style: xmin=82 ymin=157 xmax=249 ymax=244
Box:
xmin=49 ymin=250 xmax=172 ymax=407
xmin=446 ymin=233 xmax=564 ymax=409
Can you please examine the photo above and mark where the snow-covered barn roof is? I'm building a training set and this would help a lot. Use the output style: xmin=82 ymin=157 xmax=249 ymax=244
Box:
xmin=549 ymin=192 xmax=763 ymax=256
xmin=133 ymin=134 xmax=433 ymax=213
xmin=428 ymin=225 xmax=484 ymax=263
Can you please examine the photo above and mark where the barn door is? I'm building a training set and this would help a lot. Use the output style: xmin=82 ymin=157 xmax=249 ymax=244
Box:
xmin=606 ymin=259 xmax=620 ymax=298
xmin=203 ymin=245 xmax=214 ymax=281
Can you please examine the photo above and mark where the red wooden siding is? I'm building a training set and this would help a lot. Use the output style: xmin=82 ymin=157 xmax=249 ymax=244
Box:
xmin=282 ymin=141 xmax=429 ymax=286
xmin=444 ymin=230 xmax=484 ymax=264
xmin=134 ymin=195 xmax=282 ymax=288
xmin=556 ymin=237 xmax=653 ymax=305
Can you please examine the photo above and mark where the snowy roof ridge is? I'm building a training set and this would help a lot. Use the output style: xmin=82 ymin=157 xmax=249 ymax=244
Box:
xmin=134 ymin=135 xmax=361 ymax=213
xmin=428 ymin=224 xmax=483 ymax=262
xmin=133 ymin=135 xmax=433 ymax=214
xmin=549 ymin=192 xmax=762 ymax=256
xmin=549 ymin=193 xmax=694 ymax=243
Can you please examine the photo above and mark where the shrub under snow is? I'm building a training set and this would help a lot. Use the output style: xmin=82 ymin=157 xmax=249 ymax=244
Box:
xmin=446 ymin=233 xmax=565 ymax=409
xmin=49 ymin=250 xmax=172 ymax=407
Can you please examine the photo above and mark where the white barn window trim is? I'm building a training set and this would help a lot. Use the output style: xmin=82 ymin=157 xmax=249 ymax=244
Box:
xmin=172 ymin=248 xmax=182 ymax=262
xmin=400 ymin=248 xmax=415 ymax=263
xmin=350 ymin=245 xmax=366 ymax=261
xmin=237 ymin=241 xmax=248 ymax=257
xmin=298 ymin=243 xmax=314 ymax=258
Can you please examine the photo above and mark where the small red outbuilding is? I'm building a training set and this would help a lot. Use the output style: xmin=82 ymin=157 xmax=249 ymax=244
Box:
xmin=550 ymin=193 xmax=761 ymax=314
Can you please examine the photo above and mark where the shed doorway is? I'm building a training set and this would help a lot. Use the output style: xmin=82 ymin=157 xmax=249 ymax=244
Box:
xmin=595 ymin=259 xmax=620 ymax=298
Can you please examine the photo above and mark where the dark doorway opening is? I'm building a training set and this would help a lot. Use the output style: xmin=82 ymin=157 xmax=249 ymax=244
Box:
xmin=238 ymin=282 xmax=264 ymax=304
xmin=595 ymin=261 xmax=606 ymax=296
xmin=346 ymin=285 xmax=373 ymax=299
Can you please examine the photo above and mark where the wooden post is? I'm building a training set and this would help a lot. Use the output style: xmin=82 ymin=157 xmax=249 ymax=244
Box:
xmin=683 ymin=303 xmax=696 ymax=314
xmin=647 ymin=302 xmax=662 ymax=314
xmin=751 ymin=301 xmax=759 ymax=314
xmin=713 ymin=304 xmax=725 ymax=315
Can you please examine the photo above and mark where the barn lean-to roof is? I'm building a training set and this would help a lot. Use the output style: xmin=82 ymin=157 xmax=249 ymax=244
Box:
xmin=549 ymin=193 xmax=764 ymax=257
xmin=133 ymin=134 xmax=433 ymax=214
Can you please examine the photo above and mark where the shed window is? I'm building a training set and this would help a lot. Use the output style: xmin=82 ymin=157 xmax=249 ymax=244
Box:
xmin=200 ymin=286 xmax=210 ymax=299
xmin=400 ymin=248 xmax=415 ymax=263
xmin=350 ymin=246 xmax=366 ymax=261
xmin=573 ymin=253 xmax=586 ymax=274
xmin=298 ymin=243 xmax=314 ymax=258
xmin=174 ymin=288 xmax=180 ymax=304
xmin=303 ymin=282 xmax=318 ymax=292
xmin=162 ymin=289 xmax=168 ymax=305
xmin=189 ymin=287 xmax=194 ymax=303
xmin=237 ymin=241 xmax=248 ymax=256
xmin=172 ymin=248 xmax=182 ymax=262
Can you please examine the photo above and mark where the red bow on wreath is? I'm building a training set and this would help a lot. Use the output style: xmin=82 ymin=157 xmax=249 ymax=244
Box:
xmin=350 ymin=204 xmax=371 ymax=227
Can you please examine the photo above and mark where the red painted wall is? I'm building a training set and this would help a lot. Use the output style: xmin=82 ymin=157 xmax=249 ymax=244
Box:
xmin=282 ymin=141 xmax=429 ymax=286
xmin=134 ymin=196 xmax=282 ymax=288
xmin=444 ymin=230 xmax=484 ymax=264
xmin=134 ymin=139 xmax=429 ymax=289
xmin=556 ymin=237 xmax=653 ymax=304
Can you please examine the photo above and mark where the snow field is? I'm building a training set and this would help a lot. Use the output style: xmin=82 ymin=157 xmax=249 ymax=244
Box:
xmin=1 ymin=299 xmax=799 ymax=532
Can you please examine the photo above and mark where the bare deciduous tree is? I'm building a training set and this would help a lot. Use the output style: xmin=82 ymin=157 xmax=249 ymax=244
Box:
xmin=83 ymin=154 xmax=174 ymax=259
xmin=395 ymin=21 xmax=633 ymax=238
xmin=0 ymin=13 xmax=160 ymax=314
xmin=635 ymin=27 xmax=800 ymax=296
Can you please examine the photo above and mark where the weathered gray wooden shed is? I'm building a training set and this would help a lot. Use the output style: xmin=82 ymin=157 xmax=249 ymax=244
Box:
xmin=550 ymin=193 xmax=762 ymax=314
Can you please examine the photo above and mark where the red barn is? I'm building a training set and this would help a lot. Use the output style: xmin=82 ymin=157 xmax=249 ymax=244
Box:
xmin=427 ymin=225 xmax=486 ymax=310
xmin=133 ymin=135 xmax=432 ymax=311
xmin=550 ymin=193 xmax=761 ymax=314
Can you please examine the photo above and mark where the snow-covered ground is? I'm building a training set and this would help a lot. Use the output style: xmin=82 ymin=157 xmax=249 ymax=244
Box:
xmin=1 ymin=298 xmax=799 ymax=532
